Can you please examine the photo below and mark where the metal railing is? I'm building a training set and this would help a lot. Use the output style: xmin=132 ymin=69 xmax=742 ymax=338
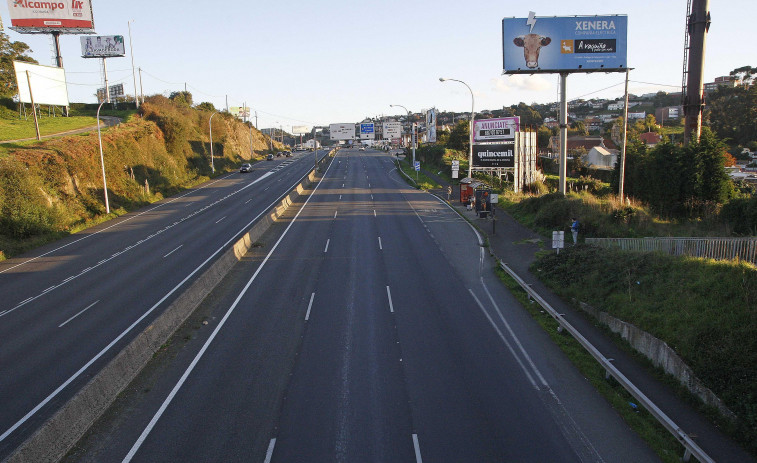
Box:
xmin=500 ymin=262 xmax=714 ymax=463
xmin=586 ymin=237 xmax=757 ymax=264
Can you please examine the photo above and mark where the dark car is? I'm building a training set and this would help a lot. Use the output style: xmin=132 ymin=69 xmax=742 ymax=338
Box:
xmin=239 ymin=163 xmax=252 ymax=173
xmin=285 ymin=151 xmax=292 ymax=157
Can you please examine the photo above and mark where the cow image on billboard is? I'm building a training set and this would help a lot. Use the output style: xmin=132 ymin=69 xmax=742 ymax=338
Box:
xmin=7 ymin=0 xmax=95 ymax=33
xmin=81 ymin=35 xmax=125 ymax=58
xmin=502 ymin=15 xmax=627 ymax=74
xmin=426 ymin=109 xmax=437 ymax=143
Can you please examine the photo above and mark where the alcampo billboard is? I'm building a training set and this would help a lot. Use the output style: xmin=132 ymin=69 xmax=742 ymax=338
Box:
xmin=7 ymin=0 xmax=95 ymax=33
xmin=502 ymin=15 xmax=627 ymax=74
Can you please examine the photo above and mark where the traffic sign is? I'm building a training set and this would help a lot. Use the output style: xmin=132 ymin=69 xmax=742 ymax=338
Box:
xmin=414 ymin=161 xmax=420 ymax=171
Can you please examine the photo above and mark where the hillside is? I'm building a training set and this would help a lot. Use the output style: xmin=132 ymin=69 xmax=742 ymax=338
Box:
xmin=0 ymin=96 xmax=282 ymax=259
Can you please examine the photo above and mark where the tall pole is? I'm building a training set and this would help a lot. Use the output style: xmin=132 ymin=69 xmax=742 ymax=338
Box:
xmin=103 ymin=58 xmax=110 ymax=103
xmin=439 ymin=78 xmax=475 ymax=178
xmin=52 ymin=32 xmax=63 ymax=67
xmin=683 ymin=0 xmax=710 ymax=145
xmin=25 ymin=71 xmax=41 ymax=141
xmin=96 ymin=101 xmax=110 ymax=214
xmin=619 ymin=68 xmax=630 ymax=202
xmin=209 ymin=111 xmax=218 ymax=173
xmin=128 ymin=20 xmax=139 ymax=109
xmin=559 ymin=72 xmax=568 ymax=195
xmin=138 ymin=67 xmax=144 ymax=104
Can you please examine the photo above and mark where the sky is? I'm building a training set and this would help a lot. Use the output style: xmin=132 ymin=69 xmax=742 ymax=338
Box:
xmin=2 ymin=0 xmax=755 ymax=131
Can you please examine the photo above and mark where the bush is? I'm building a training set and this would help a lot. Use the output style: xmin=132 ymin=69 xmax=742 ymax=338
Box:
xmin=0 ymin=159 xmax=63 ymax=238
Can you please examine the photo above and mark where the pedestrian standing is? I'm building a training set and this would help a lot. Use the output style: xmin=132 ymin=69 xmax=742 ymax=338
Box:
xmin=571 ymin=217 xmax=580 ymax=244
xmin=447 ymin=185 xmax=452 ymax=200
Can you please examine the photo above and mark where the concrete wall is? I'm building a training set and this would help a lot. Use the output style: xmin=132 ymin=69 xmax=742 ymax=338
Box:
xmin=578 ymin=302 xmax=737 ymax=421
xmin=5 ymin=155 xmax=331 ymax=463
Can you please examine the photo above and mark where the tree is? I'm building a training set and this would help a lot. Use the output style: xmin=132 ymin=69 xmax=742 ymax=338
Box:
xmin=707 ymin=78 xmax=756 ymax=146
xmin=570 ymin=121 xmax=588 ymax=136
xmin=0 ymin=31 xmax=37 ymax=98
xmin=169 ymin=91 xmax=193 ymax=107
xmin=446 ymin=120 xmax=470 ymax=152
xmin=196 ymin=102 xmax=216 ymax=112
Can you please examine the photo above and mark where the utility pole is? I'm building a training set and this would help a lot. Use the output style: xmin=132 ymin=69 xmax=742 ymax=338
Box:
xmin=138 ymin=67 xmax=144 ymax=104
xmin=683 ymin=0 xmax=710 ymax=145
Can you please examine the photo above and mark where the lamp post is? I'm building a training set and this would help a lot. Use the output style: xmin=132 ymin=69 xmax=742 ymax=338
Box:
xmin=209 ymin=111 xmax=219 ymax=174
xmin=127 ymin=20 xmax=139 ymax=109
xmin=96 ymin=101 xmax=110 ymax=214
xmin=389 ymin=104 xmax=414 ymax=166
xmin=439 ymin=77 xmax=475 ymax=179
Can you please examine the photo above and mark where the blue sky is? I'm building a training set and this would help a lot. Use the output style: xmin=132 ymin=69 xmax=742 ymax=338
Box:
xmin=2 ymin=0 xmax=755 ymax=130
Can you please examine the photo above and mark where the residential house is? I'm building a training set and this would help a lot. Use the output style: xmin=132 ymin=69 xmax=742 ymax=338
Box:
xmin=639 ymin=131 xmax=663 ymax=148
xmin=584 ymin=145 xmax=619 ymax=169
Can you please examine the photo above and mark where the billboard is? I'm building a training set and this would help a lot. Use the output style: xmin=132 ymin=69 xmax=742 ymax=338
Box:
xmin=474 ymin=117 xmax=520 ymax=142
xmin=96 ymin=83 xmax=124 ymax=102
xmin=502 ymin=15 xmax=627 ymax=74
xmin=292 ymin=125 xmax=309 ymax=135
xmin=7 ymin=0 xmax=95 ymax=33
xmin=360 ymin=122 xmax=374 ymax=140
xmin=81 ymin=35 xmax=125 ymax=58
xmin=472 ymin=143 xmax=515 ymax=168
xmin=383 ymin=121 xmax=402 ymax=139
xmin=13 ymin=61 xmax=69 ymax=106
xmin=426 ymin=109 xmax=437 ymax=143
xmin=329 ymin=123 xmax=355 ymax=140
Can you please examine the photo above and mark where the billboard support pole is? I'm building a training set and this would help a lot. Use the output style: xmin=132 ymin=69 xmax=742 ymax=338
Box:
xmin=25 ymin=71 xmax=41 ymax=141
xmin=96 ymin=101 xmax=111 ymax=214
xmin=559 ymin=72 xmax=568 ymax=195
xmin=619 ymin=68 xmax=630 ymax=202
xmin=102 ymin=58 xmax=110 ymax=104
xmin=52 ymin=32 xmax=63 ymax=68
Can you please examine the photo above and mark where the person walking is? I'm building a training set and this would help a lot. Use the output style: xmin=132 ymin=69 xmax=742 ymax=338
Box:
xmin=570 ymin=217 xmax=580 ymax=244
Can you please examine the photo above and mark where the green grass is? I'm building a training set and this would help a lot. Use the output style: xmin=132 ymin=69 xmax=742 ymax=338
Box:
xmin=495 ymin=265 xmax=687 ymax=463
xmin=395 ymin=158 xmax=442 ymax=190
xmin=0 ymin=116 xmax=100 ymax=141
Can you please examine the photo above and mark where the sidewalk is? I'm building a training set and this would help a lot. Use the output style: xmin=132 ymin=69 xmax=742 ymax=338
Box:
xmin=419 ymin=167 xmax=755 ymax=463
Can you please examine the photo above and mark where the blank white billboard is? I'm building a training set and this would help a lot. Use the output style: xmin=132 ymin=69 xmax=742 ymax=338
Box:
xmin=383 ymin=121 xmax=402 ymax=139
xmin=292 ymin=125 xmax=310 ymax=135
xmin=13 ymin=61 xmax=69 ymax=107
xmin=329 ymin=123 xmax=355 ymax=140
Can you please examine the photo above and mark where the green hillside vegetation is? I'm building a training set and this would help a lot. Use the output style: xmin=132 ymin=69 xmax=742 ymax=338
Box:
xmin=0 ymin=95 xmax=281 ymax=260
xmin=534 ymin=245 xmax=757 ymax=455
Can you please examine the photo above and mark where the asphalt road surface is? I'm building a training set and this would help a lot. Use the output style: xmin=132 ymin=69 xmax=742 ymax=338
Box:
xmin=68 ymin=148 xmax=659 ymax=462
xmin=0 ymin=150 xmax=328 ymax=459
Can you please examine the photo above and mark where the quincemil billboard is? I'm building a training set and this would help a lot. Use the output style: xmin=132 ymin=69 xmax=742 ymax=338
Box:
xmin=472 ymin=143 xmax=515 ymax=168
xmin=7 ymin=0 xmax=95 ymax=33
xmin=502 ymin=15 xmax=627 ymax=74
xmin=81 ymin=35 xmax=125 ymax=58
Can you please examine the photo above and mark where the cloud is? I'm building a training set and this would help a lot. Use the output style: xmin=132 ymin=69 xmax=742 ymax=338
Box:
xmin=491 ymin=75 xmax=552 ymax=93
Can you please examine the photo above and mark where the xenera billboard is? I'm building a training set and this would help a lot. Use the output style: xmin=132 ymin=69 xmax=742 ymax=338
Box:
xmin=502 ymin=15 xmax=627 ymax=74
xmin=81 ymin=35 xmax=125 ymax=58
xmin=474 ymin=117 xmax=519 ymax=142
xmin=473 ymin=143 xmax=515 ymax=168
xmin=8 ymin=0 xmax=95 ymax=33
xmin=329 ymin=123 xmax=355 ymax=140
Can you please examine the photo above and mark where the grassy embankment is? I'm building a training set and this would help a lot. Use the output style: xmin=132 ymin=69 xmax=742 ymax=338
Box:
xmin=0 ymin=96 xmax=282 ymax=260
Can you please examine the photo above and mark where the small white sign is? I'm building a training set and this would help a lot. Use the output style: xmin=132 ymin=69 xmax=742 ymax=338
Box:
xmin=452 ymin=170 xmax=459 ymax=179
xmin=489 ymin=193 xmax=499 ymax=204
xmin=552 ymin=231 xmax=564 ymax=249
xmin=451 ymin=160 xmax=460 ymax=169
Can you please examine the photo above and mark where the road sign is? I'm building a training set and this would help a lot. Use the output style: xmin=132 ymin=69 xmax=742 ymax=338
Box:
xmin=414 ymin=161 xmax=420 ymax=171
xmin=451 ymin=160 xmax=460 ymax=169
xmin=552 ymin=231 xmax=565 ymax=249
xmin=490 ymin=193 xmax=499 ymax=204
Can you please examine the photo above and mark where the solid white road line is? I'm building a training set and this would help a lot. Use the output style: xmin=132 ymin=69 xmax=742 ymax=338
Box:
xmin=305 ymin=292 xmax=315 ymax=321
xmin=413 ymin=434 xmax=423 ymax=463
xmin=468 ymin=289 xmax=539 ymax=389
xmin=263 ymin=438 xmax=276 ymax=463
xmin=324 ymin=239 xmax=330 ymax=253
xmin=386 ymin=286 xmax=394 ymax=313
xmin=58 ymin=301 xmax=99 ymax=328
xmin=215 ymin=216 xmax=226 ymax=224
xmin=121 ymin=155 xmax=335 ymax=463
xmin=378 ymin=237 xmax=383 ymax=250
xmin=162 ymin=245 xmax=183 ymax=258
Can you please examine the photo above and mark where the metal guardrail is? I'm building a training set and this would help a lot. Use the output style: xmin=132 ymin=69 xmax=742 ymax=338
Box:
xmin=586 ymin=237 xmax=757 ymax=265
xmin=499 ymin=262 xmax=714 ymax=463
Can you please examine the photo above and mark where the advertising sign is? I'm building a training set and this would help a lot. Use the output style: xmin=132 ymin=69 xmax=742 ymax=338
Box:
xmin=13 ymin=61 xmax=69 ymax=106
xmin=81 ymin=35 xmax=125 ymax=58
xmin=360 ymin=122 xmax=375 ymax=140
xmin=329 ymin=123 xmax=355 ymax=140
xmin=426 ymin=108 xmax=437 ymax=143
xmin=97 ymin=83 xmax=124 ymax=102
xmin=292 ymin=125 xmax=309 ymax=135
xmin=383 ymin=121 xmax=402 ymax=139
xmin=502 ymin=15 xmax=627 ymax=74
xmin=8 ymin=0 xmax=95 ymax=33
xmin=472 ymin=143 xmax=515 ymax=168
xmin=474 ymin=117 xmax=520 ymax=142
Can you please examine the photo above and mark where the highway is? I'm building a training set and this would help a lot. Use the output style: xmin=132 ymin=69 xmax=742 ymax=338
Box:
xmin=0 ymin=150 xmax=328 ymax=459
xmin=69 ymin=148 xmax=659 ymax=462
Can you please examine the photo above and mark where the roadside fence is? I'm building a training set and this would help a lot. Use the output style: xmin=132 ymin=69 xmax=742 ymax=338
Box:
xmin=585 ymin=237 xmax=757 ymax=265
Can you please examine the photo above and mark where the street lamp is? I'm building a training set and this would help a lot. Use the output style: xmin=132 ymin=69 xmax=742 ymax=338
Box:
xmin=209 ymin=111 xmax=219 ymax=174
xmin=96 ymin=101 xmax=110 ymax=214
xmin=389 ymin=104 xmax=415 ymax=167
xmin=439 ymin=77 xmax=475 ymax=179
